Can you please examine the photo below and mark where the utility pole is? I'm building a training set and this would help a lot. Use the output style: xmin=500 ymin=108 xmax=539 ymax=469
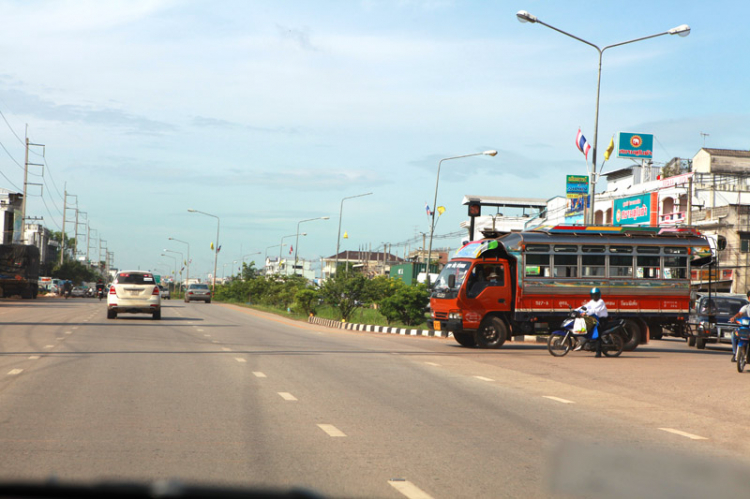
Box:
xmin=60 ymin=187 xmax=67 ymax=265
xmin=21 ymin=130 xmax=45 ymax=244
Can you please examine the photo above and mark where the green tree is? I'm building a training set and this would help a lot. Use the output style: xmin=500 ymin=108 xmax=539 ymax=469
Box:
xmin=319 ymin=271 xmax=370 ymax=321
xmin=379 ymin=282 xmax=431 ymax=326
xmin=294 ymin=288 xmax=319 ymax=316
xmin=51 ymin=260 xmax=100 ymax=285
xmin=242 ymin=261 xmax=258 ymax=280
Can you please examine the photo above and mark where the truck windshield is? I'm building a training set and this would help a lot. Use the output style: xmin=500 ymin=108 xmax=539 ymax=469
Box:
xmin=434 ymin=261 xmax=471 ymax=290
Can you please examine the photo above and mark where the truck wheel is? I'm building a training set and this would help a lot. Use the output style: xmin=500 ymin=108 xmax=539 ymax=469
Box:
xmin=453 ymin=332 xmax=477 ymax=347
xmin=687 ymin=335 xmax=696 ymax=347
xmin=475 ymin=316 xmax=507 ymax=349
xmin=621 ymin=319 xmax=642 ymax=351
xmin=696 ymin=337 xmax=707 ymax=349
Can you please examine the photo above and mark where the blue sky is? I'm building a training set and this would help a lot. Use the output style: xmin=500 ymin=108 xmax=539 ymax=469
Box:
xmin=1 ymin=0 xmax=748 ymax=278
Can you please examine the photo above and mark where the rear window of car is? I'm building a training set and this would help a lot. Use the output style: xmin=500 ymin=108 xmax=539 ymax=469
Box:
xmin=190 ymin=284 xmax=209 ymax=290
xmin=117 ymin=273 xmax=155 ymax=285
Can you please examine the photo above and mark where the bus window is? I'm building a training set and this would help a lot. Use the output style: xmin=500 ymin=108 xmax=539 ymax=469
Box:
xmin=526 ymin=244 xmax=549 ymax=252
xmin=553 ymin=254 xmax=578 ymax=277
xmin=525 ymin=254 xmax=550 ymax=277
xmin=637 ymin=246 xmax=660 ymax=254
xmin=609 ymin=255 xmax=633 ymax=277
xmin=582 ymin=254 xmax=606 ymax=276
xmin=637 ymin=255 xmax=661 ymax=278
xmin=665 ymin=247 xmax=688 ymax=255
xmin=664 ymin=256 xmax=687 ymax=279
xmin=582 ymin=245 xmax=605 ymax=253
xmin=610 ymin=245 xmax=632 ymax=253
xmin=554 ymin=245 xmax=577 ymax=253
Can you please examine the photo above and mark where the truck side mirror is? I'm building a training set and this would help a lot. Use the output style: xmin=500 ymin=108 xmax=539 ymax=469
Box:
xmin=448 ymin=274 xmax=456 ymax=289
xmin=717 ymin=235 xmax=727 ymax=251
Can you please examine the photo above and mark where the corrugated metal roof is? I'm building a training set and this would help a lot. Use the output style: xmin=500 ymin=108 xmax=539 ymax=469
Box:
xmin=701 ymin=148 xmax=750 ymax=158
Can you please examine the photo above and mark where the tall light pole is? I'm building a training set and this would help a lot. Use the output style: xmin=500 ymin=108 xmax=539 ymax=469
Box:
xmin=164 ymin=249 xmax=184 ymax=291
xmin=168 ymin=237 xmax=190 ymax=288
xmin=280 ymin=233 xmax=305 ymax=276
xmin=161 ymin=253 xmax=177 ymax=280
xmin=335 ymin=192 xmax=373 ymax=276
xmin=516 ymin=10 xmax=690 ymax=225
xmin=294 ymin=217 xmax=329 ymax=276
xmin=427 ymin=151 xmax=497 ymax=281
xmin=188 ymin=209 xmax=220 ymax=291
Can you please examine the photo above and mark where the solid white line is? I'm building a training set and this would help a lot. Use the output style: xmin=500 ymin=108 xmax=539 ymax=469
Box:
xmin=234 ymin=358 xmax=246 ymax=363
xmin=424 ymin=362 xmax=440 ymax=366
xmin=474 ymin=376 xmax=494 ymax=382
xmin=28 ymin=356 xmax=40 ymax=360
xmin=388 ymin=479 xmax=434 ymax=499
xmin=278 ymin=392 xmax=297 ymax=401
xmin=543 ymin=396 xmax=575 ymax=404
xmin=317 ymin=424 xmax=346 ymax=437
xmin=7 ymin=369 xmax=23 ymax=376
xmin=253 ymin=372 xmax=266 ymax=378
xmin=658 ymin=428 xmax=708 ymax=440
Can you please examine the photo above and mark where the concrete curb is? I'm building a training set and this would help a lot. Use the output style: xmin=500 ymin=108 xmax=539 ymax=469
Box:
xmin=307 ymin=316 xmax=453 ymax=338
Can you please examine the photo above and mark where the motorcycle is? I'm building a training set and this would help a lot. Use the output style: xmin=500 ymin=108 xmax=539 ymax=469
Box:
xmin=735 ymin=317 xmax=750 ymax=373
xmin=97 ymin=287 xmax=105 ymax=301
xmin=547 ymin=307 xmax=625 ymax=357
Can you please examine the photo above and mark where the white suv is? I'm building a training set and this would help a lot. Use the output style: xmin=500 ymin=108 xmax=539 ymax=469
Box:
xmin=107 ymin=271 xmax=161 ymax=320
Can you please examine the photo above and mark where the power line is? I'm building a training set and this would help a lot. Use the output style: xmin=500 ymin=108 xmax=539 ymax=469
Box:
xmin=39 ymin=195 xmax=62 ymax=230
xmin=0 ymin=167 xmax=21 ymax=191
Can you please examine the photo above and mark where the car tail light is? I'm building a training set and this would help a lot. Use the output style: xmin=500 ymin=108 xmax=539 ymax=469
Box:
xmin=109 ymin=286 xmax=116 ymax=295
xmin=188 ymin=291 xmax=193 ymax=295
xmin=153 ymin=286 xmax=160 ymax=295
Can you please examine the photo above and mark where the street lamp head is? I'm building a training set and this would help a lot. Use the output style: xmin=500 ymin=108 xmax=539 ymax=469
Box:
xmin=668 ymin=24 xmax=690 ymax=37
xmin=516 ymin=10 xmax=537 ymax=23
xmin=301 ymin=232 xmax=307 ymax=236
xmin=187 ymin=209 xmax=196 ymax=213
xmin=321 ymin=216 xmax=330 ymax=220
xmin=483 ymin=150 xmax=498 ymax=157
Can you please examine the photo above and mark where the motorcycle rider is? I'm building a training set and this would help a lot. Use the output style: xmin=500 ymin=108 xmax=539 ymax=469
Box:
xmin=96 ymin=279 xmax=105 ymax=299
xmin=575 ymin=287 xmax=608 ymax=357
xmin=729 ymin=290 xmax=750 ymax=362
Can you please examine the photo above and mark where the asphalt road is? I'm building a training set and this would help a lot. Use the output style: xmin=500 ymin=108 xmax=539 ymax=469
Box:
xmin=1 ymin=298 xmax=750 ymax=498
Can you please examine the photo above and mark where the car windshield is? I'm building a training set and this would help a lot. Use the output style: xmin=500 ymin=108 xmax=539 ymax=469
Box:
xmin=117 ymin=273 xmax=154 ymax=285
xmin=702 ymin=297 xmax=746 ymax=316
xmin=191 ymin=284 xmax=209 ymax=290
xmin=433 ymin=261 xmax=471 ymax=290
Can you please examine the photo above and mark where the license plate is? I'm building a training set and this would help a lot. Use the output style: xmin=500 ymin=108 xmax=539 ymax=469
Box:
xmin=433 ymin=320 xmax=441 ymax=331
xmin=129 ymin=290 xmax=141 ymax=296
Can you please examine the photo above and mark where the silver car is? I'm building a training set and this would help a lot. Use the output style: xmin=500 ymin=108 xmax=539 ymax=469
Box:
xmin=107 ymin=271 xmax=162 ymax=319
xmin=185 ymin=283 xmax=211 ymax=303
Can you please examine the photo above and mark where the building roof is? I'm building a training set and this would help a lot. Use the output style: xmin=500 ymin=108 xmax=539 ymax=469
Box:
xmin=461 ymin=195 xmax=547 ymax=209
xmin=700 ymin=148 xmax=750 ymax=158
xmin=324 ymin=250 xmax=404 ymax=263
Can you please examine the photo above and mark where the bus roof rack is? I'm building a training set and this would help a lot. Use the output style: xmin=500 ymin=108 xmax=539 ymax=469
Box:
xmin=529 ymin=225 xmax=702 ymax=238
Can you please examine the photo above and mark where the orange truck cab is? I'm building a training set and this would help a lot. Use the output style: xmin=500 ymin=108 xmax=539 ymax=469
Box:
xmin=429 ymin=226 xmax=711 ymax=350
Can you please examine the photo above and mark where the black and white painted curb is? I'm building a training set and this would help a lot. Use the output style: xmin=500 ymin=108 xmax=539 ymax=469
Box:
xmin=307 ymin=316 xmax=453 ymax=338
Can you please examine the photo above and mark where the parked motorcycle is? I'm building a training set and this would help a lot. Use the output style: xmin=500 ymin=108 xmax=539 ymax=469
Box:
xmin=735 ymin=317 xmax=750 ymax=373
xmin=547 ymin=307 xmax=625 ymax=357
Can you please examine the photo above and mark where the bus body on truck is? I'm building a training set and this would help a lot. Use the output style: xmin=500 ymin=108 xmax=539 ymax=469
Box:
xmin=429 ymin=226 xmax=710 ymax=351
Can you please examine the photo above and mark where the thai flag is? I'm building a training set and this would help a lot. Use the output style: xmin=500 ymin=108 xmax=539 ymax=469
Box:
xmin=576 ymin=128 xmax=591 ymax=159
xmin=425 ymin=202 xmax=433 ymax=216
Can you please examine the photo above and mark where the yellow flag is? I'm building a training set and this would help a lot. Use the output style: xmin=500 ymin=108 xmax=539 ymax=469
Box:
xmin=210 ymin=242 xmax=214 ymax=250
xmin=343 ymin=231 xmax=348 ymax=239
xmin=437 ymin=206 xmax=446 ymax=215
xmin=604 ymin=135 xmax=615 ymax=161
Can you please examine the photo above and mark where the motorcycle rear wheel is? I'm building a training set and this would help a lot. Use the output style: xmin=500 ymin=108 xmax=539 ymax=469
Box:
xmin=737 ymin=347 xmax=747 ymax=373
xmin=602 ymin=333 xmax=624 ymax=357
xmin=547 ymin=334 xmax=574 ymax=357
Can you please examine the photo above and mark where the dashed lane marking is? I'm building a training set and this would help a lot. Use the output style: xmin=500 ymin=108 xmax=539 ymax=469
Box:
xmin=204 ymin=334 xmax=211 ymax=337
xmin=212 ymin=340 xmax=219 ymax=344
xmin=28 ymin=356 xmax=40 ymax=360
xmin=659 ymin=428 xmax=708 ymax=440
xmin=222 ymin=347 xmax=232 ymax=351
xmin=388 ymin=479 xmax=434 ymax=499
xmin=317 ymin=424 xmax=346 ymax=437
xmin=424 ymin=362 xmax=440 ymax=366
xmin=7 ymin=369 xmax=23 ymax=376
xmin=64 ymin=331 xmax=72 ymax=335
xmin=56 ymin=337 xmax=65 ymax=341
xmin=543 ymin=396 xmax=575 ymax=404
xmin=253 ymin=372 xmax=267 ymax=378
xmin=197 ymin=329 xmax=204 ymax=332
xmin=474 ymin=376 xmax=494 ymax=382
xmin=234 ymin=358 xmax=247 ymax=363
xmin=278 ymin=392 xmax=297 ymax=401
xmin=44 ymin=345 xmax=54 ymax=349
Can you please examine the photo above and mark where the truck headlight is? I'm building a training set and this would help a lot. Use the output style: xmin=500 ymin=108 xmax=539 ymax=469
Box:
xmin=449 ymin=312 xmax=462 ymax=320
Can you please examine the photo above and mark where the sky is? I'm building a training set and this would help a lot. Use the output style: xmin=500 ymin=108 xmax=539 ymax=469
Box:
xmin=1 ymin=0 xmax=749 ymax=279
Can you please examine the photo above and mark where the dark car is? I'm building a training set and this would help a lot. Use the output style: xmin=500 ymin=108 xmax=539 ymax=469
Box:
xmin=688 ymin=292 xmax=747 ymax=349
xmin=185 ymin=283 xmax=211 ymax=303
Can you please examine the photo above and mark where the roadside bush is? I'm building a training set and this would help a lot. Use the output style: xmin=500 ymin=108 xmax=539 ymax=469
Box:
xmin=379 ymin=283 xmax=430 ymax=326
xmin=319 ymin=271 xmax=370 ymax=321
xmin=294 ymin=288 xmax=319 ymax=315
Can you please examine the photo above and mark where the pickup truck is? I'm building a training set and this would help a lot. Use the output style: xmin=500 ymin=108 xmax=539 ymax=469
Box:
xmin=159 ymin=285 xmax=171 ymax=300
xmin=688 ymin=292 xmax=747 ymax=349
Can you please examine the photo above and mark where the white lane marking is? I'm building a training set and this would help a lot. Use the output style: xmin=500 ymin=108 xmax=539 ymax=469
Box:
xmin=44 ymin=345 xmax=54 ymax=349
xmin=197 ymin=329 xmax=204 ymax=332
xmin=7 ymin=369 xmax=23 ymax=376
xmin=317 ymin=424 xmax=346 ymax=437
xmin=278 ymin=392 xmax=297 ymax=401
xmin=234 ymin=358 xmax=246 ymax=363
xmin=212 ymin=340 xmax=219 ymax=344
xmin=253 ymin=372 xmax=267 ymax=378
xmin=64 ymin=331 xmax=72 ymax=334
xmin=204 ymin=334 xmax=211 ymax=337
xmin=543 ymin=396 xmax=575 ymax=404
xmin=28 ymin=356 xmax=40 ymax=360
xmin=56 ymin=337 xmax=65 ymax=341
xmin=659 ymin=428 xmax=708 ymax=440
xmin=424 ymin=362 xmax=440 ymax=366
xmin=388 ymin=479 xmax=434 ymax=499
xmin=474 ymin=376 xmax=494 ymax=382
xmin=222 ymin=347 xmax=232 ymax=352
xmin=72 ymin=327 xmax=79 ymax=330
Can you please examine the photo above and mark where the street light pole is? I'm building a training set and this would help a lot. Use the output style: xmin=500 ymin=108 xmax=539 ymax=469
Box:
xmin=168 ymin=237 xmax=190 ymax=289
xmin=294 ymin=217 xmax=329 ymax=276
xmin=188 ymin=209 xmax=220 ymax=291
xmin=516 ymin=10 xmax=690 ymax=225
xmin=335 ymin=192 xmax=373 ymax=277
xmin=427 ymin=151 xmax=497 ymax=282
xmin=280 ymin=233 xmax=305 ymax=276
xmin=161 ymin=253 xmax=177 ymax=281
xmin=164 ymin=249 xmax=184 ymax=291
